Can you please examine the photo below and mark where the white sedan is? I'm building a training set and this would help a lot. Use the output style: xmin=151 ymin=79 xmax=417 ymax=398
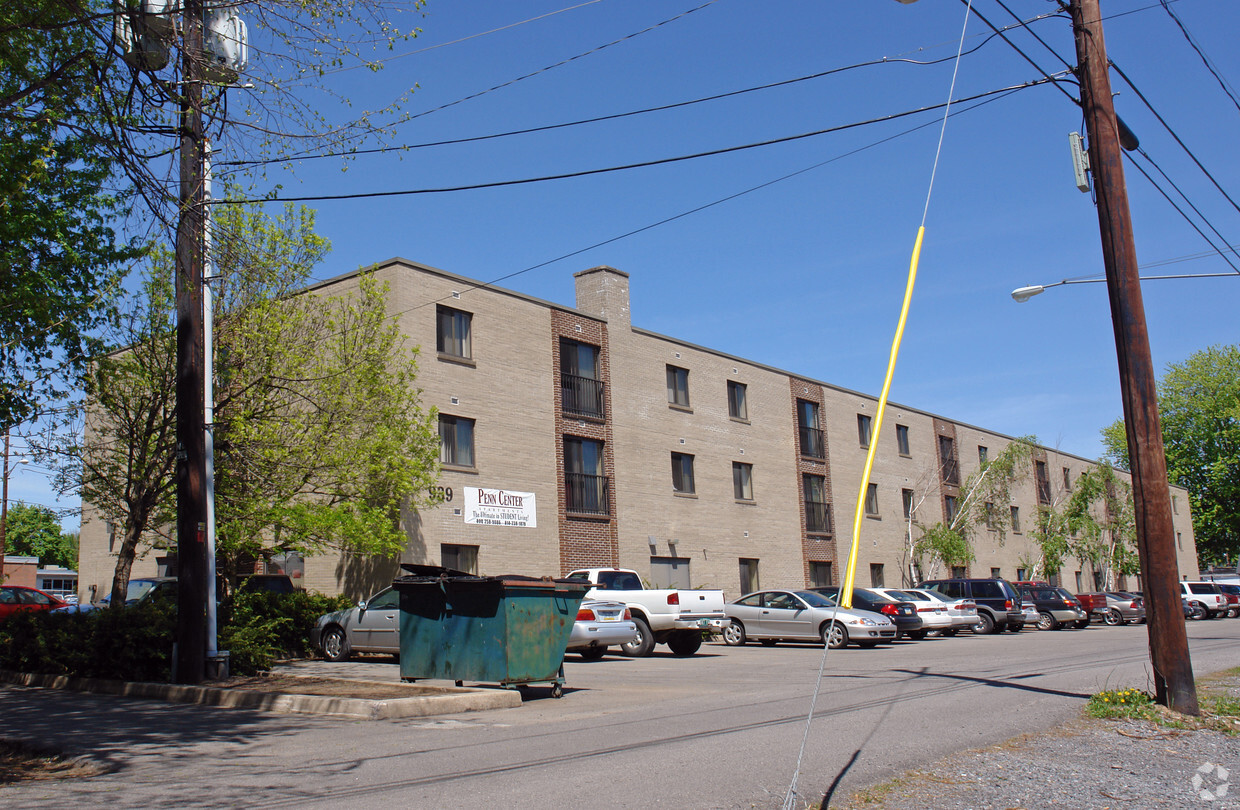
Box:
xmin=873 ymin=588 xmax=955 ymax=637
xmin=900 ymin=588 xmax=979 ymax=635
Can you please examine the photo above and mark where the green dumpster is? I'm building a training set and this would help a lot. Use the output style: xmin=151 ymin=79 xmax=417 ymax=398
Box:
xmin=394 ymin=565 xmax=590 ymax=697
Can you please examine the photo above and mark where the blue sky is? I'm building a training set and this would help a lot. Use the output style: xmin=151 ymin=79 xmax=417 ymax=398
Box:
xmin=9 ymin=0 xmax=1240 ymax=530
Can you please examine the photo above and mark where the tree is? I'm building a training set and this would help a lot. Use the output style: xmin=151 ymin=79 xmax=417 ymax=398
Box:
xmin=910 ymin=437 xmax=1036 ymax=579
xmin=1 ymin=2 xmax=142 ymax=429
xmin=1029 ymin=464 xmax=1138 ymax=588
xmin=36 ymin=200 xmax=441 ymax=599
xmin=912 ymin=439 xmax=1036 ymax=578
xmin=1101 ymin=344 xmax=1240 ymax=565
xmin=1 ymin=502 xmax=77 ymax=569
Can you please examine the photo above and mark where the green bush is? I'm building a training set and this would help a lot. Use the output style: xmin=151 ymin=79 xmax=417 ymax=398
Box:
xmin=0 ymin=590 xmax=354 ymax=681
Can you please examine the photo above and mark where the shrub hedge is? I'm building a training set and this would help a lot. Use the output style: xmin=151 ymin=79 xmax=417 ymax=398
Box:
xmin=0 ymin=590 xmax=353 ymax=681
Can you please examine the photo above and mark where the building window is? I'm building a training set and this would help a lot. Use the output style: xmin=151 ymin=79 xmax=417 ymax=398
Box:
xmin=865 ymin=483 xmax=879 ymax=517
xmin=950 ymin=565 xmax=967 ymax=578
xmin=809 ymin=561 xmax=832 ymax=588
xmin=671 ymin=452 xmax=695 ymax=495
xmin=1172 ymin=495 xmax=1178 ymax=514
xmin=441 ymin=544 xmax=478 ymax=574
xmin=978 ymin=445 xmax=988 ymax=465
xmin=560 ymin=338 xmax=604 ymax=419
xmin=797 ymin=399 xmax=824 ymax=459
xmin=1016 ymin=567 xmax=1028 ymax=581
xmin=1010 ymin=506 xmax=1021 ymax=533
xmin=739 ymin=558 xmax=760 ymax=594
xmin=939 ymin=435 xmax=959 ymax=485
xmin=896 ymin=424 xmax=910 ymax=456
xmin=1093 ymin=571 xmax=1105 ymax=590
xmin=666 ymin=365 xmax=690 ymax=408
xmin=870 ymin=563 xmax=885 ymax=588
xmin=1035 ymin=460 xmax=1051 ymax=504
xmin=944 ymin=495 xmax=958 ymax=524
xmin=1074 ymin=571 xmax=1083 ymax=592
xmin=991 ymin=567 xmax=1001 ymax=578
xmin=1177 ymin=532 xmax=1183 ymax=550
xmin=857 ymin=414 xmax=872 ymax=448
xmin=1062 ymin=466 xmax=1072 ymax=491
xmin=436 ymin=305 xmax=472 ymax=359
xmin=564 ymin=437 xmax=608 ymax=515
xmin=732 ymin=462 xmax=753 ymax=501
xmin=439 ymin=415 xmax=475 ymax=468
xmin=803 ymin=474 xmax=831 ymax=534
xmin=902 ymin=488 xmax=915 ymax=519
xmin=727 ymin=380 xmax=748 ymax=421
xmin=985 ymin=501 xmax=996 ymax=529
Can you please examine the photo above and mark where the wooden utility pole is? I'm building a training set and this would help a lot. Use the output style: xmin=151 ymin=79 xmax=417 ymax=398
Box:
xmin=1069 ymin=0 xmax=1198 ymax=714
xmin=175 ymin=0 xmax=208 ymax=685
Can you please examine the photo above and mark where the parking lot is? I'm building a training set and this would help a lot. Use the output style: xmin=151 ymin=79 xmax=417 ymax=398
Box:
xmin=2 ymin=618 xmax=1238 ymax=808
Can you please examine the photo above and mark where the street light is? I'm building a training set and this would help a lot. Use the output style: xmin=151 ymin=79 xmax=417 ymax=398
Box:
xmin=1012 ymin=272 xmax=1238 ymax=302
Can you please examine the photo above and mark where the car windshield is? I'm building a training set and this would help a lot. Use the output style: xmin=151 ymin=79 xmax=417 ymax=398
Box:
xmin=797 ymin=590 xmax=836 ymax=608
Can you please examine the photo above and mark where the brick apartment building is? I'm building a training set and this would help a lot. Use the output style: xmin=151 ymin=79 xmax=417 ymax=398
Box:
xmin=75 ymin=258 xmax=1200 ymax=601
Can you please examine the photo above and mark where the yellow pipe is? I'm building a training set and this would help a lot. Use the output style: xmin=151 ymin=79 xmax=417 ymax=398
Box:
xmin=841 ymin=226 xmax=925 ymax=608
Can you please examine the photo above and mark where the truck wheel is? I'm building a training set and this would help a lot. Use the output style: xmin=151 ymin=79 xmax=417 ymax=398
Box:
xmin=973 ymin=612 xmax=995 ymax=635
xmin=722 ymin=621 xmax=747 ymax=646
xmin=1104 ymin=608 xmax=1123 ymax=626
xmin=578 ymin=646 xmax=607 ymax=661
xmin=620 ymin=617 xmax=655 ymax=657
xmin=667 ymin=630 xmax=702 ymax=656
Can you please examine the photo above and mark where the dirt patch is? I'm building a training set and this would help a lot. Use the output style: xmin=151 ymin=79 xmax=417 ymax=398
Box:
xmin=0 ymin=740 xmax=106 ymax=784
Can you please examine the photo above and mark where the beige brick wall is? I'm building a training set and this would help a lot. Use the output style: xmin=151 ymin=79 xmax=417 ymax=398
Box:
xmin=74 ymin=259 xmax=1202 ymax=602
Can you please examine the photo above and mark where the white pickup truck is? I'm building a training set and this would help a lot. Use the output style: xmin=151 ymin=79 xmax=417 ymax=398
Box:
xmin=565 ymin=568 xmax=728 ymax=656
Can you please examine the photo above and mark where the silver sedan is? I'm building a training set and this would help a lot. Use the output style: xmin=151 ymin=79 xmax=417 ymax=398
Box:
xmin=311 ymin=586 xmax=400 ymax=661
xmin=723 ymin=589 xmax=896 ymax=649
xmin=566 ymin=599 xmax=638 ymax=660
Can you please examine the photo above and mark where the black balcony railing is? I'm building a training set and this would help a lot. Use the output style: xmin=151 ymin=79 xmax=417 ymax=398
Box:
xmin=805 ymin=500 xmax=832 ymax=534
xmin=565 ymin=472 xmax=610 ymax=515
xmin=799 ymin=425 xmax=825 ymax=459
xmin=561 ymin=373 xmax=605 ymax=419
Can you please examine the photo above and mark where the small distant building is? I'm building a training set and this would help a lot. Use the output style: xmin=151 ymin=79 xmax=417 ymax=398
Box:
xmin=36 ymin=566 xmax=79 ymax=603
xmin=1 ymin=556 xmax=38 ymax=588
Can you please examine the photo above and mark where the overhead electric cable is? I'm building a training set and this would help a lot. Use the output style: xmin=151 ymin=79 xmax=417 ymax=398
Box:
xmin=1158 ymin=0 xmax=1240 ymax=115
xmin=957 ymin=0 xmax=1078 ymax=105
xmin=226 ymin=77 xmax=1060 ymax=204
xmin=223 ymin=23 xmax=1030 ymax=170
xmin=1109 ymin=60 xmax=1240 ymax=217
xmin=1125 ymin=152 xmax=1240 ymax=274
xmin=268 ymin=1 xmax=723 ymax=164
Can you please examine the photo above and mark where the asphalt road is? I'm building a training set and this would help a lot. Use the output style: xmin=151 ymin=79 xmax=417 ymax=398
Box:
xmin=2 ymin=619 xmax=1238 ymax=809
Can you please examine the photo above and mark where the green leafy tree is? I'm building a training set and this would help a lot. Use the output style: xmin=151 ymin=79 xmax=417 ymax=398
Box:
xmin=1029 ymin=464 xmax=1137 ymax=588
xmin=1 ymin=503 xmax=78 ymax=569
xmin=37 ymin=200 xmax=441 ymax=599
xmin=911 ymin=437 xmax=1036 ymax=579
xmin=1 ymin=2 xmax=141 ymax=429
xmin=1101 ymin=344 xmax=1240 ymax=565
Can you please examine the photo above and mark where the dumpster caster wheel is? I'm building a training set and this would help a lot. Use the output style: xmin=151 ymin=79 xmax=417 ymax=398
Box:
xmin=454 ymin=680 xmax=463 ymax=687
xmin=551 ymin=683 xmax=563 ymax=699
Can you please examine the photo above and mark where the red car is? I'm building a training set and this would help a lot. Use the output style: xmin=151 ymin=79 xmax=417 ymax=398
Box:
xmin=0 ymin=585 xmax=69 ymax=619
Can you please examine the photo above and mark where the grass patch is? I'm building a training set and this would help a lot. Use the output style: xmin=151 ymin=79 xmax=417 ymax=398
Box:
xmin=1086 ymin=687 xmax=1157 ymax=720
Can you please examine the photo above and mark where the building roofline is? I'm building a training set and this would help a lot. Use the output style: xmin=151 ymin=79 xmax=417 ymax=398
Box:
xmin=317 ymin=258 xmax=1139 ymax=477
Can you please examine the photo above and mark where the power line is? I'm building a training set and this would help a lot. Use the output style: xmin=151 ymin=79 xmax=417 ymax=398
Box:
xmin=223 ymin=22 xmax=1027 ymax=171
xmin=1158 ymin=0 xmax=1240 ymax=116
xmin=1109 ymin=59 xmax=1240 ymax=218
xmin=225 ymin=77 xmax=1061 ymax=205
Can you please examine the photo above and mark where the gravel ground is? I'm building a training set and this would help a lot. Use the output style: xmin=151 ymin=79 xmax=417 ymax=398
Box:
xmin=838 ymin=672 xmax=1240 ymax=810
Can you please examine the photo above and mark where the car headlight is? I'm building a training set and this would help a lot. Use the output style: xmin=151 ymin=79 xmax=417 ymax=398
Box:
xmin=855 ymin=618 xmax=879 ymax=626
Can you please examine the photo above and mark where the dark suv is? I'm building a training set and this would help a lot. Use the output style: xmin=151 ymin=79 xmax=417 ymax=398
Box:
xmin=1018 ymin=585 xmax=1088 ymax=630
xmin=918 ymin=578 xmax=1024 ymax=634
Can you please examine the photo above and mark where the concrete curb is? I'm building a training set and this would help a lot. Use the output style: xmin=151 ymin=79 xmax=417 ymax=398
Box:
xmin=0 ymin=670 xmax=522 ymax=720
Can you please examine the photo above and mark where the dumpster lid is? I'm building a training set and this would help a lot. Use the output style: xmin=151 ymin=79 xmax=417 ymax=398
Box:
xmin=395 ymin=564 xmax=590 ymax=589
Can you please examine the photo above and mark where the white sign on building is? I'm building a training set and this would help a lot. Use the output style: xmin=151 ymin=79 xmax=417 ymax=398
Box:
xmin=464 ymin=487 xmax=537 ymax=528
